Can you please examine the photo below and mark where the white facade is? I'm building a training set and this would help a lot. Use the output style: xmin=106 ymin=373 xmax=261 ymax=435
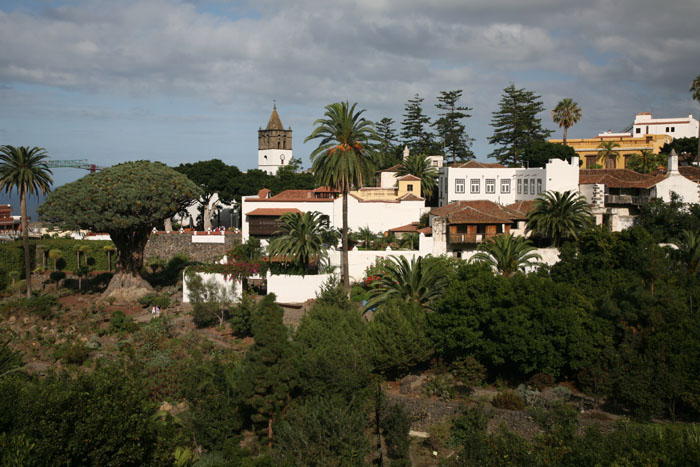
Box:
xmin=241 ymin=191 xmax=427 ymax=243
xmin=632 ymin=113 xmax=699 ymax=140
xmin=258 ymin=148 xmax=292 ymax=175
xmin=438 ymin=158 xmax=579 ymax=206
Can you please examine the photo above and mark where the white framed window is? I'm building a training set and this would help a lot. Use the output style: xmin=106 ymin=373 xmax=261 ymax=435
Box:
xmin=522 ymin=179 xmax=528 ymax=194
xmin=537 ymin=179 xmax=543 ymax=194
xmin=485 ymin=179 xmax=496 ymax=194
xmin=455 ymin=178 xmax=465 ymax=194
xmin=530 ymin=179 xmax=536 ymax=194
xmin=501 ymin=179 xmax=511 ymax=194
xmin=517 ymin=179 xmax=522 ymax=194
xmin=470 ymin=179 xmax=480 ymax=194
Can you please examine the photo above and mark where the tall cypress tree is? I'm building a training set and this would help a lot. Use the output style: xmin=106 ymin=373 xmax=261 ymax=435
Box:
xmin=488 ymin=84 xmax=553 ymax=166
xmin=433 ymin=90 xmax=475 ymax=163
xmin=236 ymin=294 xmax=297 ymax=445
xmin=400 ymin=94 xmax=437 ymax=156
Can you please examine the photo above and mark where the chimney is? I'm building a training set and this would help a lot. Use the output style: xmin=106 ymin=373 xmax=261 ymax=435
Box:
xmin=668 ymin=149 xmax=679 ymax=174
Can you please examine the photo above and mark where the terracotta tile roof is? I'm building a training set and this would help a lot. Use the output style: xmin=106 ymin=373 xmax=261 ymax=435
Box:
xmin=378 ymin=164 xmax=402 ymax=173
xmin=397 ymin=174 xmax=421 ymax=181
xmin=430 ymin=200 xmax=522 ymax=224
xmin=257 ymin=188 xmax=271 ymax=199
xmin=247 ymin=189 xmax=335 ymax=202
xmin=448 ymin=161 xmax=506 ymax=169
xmin=398 ymin=192 xmax=424 ymax=201
xmin=418 ymin=226 xmax=432 ymax=235
xmin=679 ymin=166 xmax=700 ymax=183
xmin=506 ymin=200 xmax=537 ymax=218
xmin=578 ymin=169 xmax=666 ymax=189
xmin=247 ymin=208 xmax=302 ymax=216
xmin=389 ymin=222 xmax=420 ymax=233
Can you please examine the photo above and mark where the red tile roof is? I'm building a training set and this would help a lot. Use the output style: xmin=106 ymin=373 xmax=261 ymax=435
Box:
xmin=679 ymin=166 xmax=700 ymax=183
xmin=506 ymin=200 xmax=537 ymax=218
xmin=388 ymin=222 xmax=420 ymax=233
xmin=418 ymin=226 xmax=432 ymax=235
xmin=247 ymin=189 xmax=335 ymax=202
xmin=397 ymin=174 xmax=421 ymax=181
xmin=398 ymin=192 xmax=424 ymax=201
xmin=257 ymin=188 xmax=271 ymax=199
xmin=377 ymin=164 xmax=402 ymax=173
xmin=578 ymin=169 xmax=666 ymax=189
xmin=449 ymin=161 xmax=506 ymax=169
xmin=247 ymin=208 xmax=302 ymax=216
xmin=430 ymin=200 xmax=522 ymax=224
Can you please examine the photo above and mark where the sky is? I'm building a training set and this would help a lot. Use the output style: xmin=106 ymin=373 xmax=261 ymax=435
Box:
xmin=1 ymin=0 xmax=700 ymax=215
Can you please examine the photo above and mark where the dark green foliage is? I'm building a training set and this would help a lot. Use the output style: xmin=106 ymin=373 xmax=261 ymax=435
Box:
xmin=367 ymin=300 xmax=433 ymax=376
xmin=273 ymin=395 xmax=370 ymax=467
xmin=450 ymin=408 xmax=490 ymax=465
xmin=423 ymin=373 xmax=456 ymax=401
xmin=488 ymin=84 xmax=553 ymax=166
xmin=145 ymin=253 xmax=191 ymax=287
xmin=0 ymin=241 xmax=26 ymax=290
xmin=0 ymin=340 xmax=24 ymax=378
xmin=53 ymin=341 xmax=89 ymax=365
xmin=236 ymin=294 xmax=298 ymax=441
xmin=521 ymin=140 xmax=577 ymax=168
xmin=451 ymin=356 xmax=487 ymax=387
xmin=660 ymin=136 xmax=698 ymax=158
xmin=314 ymin=274 xmax=351 ymax=310
xmin=294 ymin=303 xmax=373 ymax=400
xmin=381 ymin=402 xmax=412 ymax=462
xmin=637 ymin=194 xmax=700 ymax=242
xmin=375 ymin=117 xmax=401 ymax=168
xmin=139 ymin=293 xmax=171 ymax=309
xmin=433 ymin=89 xmax=474 ymax=163
xmin=0 ymin=364 xmax=183 ymax=466
xmin=401 ymin=94 xmax=438 ymax=156
xmin=109 ymin=310 xmax=139 ymax=334
xmin=229 ymin=292 xmax=258 ymax=337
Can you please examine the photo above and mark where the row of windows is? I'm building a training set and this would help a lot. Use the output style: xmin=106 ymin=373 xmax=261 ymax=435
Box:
xmin=636 ymin=126 xmax=675 ymax=134
xmin=454 ymin=178 xmax=542 ymax=195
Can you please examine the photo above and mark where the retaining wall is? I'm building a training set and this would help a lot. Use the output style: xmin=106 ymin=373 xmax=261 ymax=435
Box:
xmin=144 ymin=233 xmax=239 ymax=262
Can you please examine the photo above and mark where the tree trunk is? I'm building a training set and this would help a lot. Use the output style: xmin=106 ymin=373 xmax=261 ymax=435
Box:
xmin=342 ymin=185 xmax=350 ymax=291
xmin=107 ymin=251 xmax=112 ymax=272
xmin=164 ymin=218 xmax=172 ymax=232
xmin=76 ymin=251 xmax=80 ymax=271
xmin=563 ymin=126 xmax=568 ymax=147
xmin=267 ymin=417 xmax=273 ymax=448
xmin=21 ymin=187 xmax=32 ymax=298
xmin=203 ymin=204 xmax=212 ymax=231
xmin=102 ymin=228 xmax=153 ymax=302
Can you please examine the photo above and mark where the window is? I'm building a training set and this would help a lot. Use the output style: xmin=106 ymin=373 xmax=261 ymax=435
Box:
xmin=636 ymin=128 xmax=641 ymax=134
xmin=523 ymin=179 xmax=528 ymax=194
xmin=485 ymin=179 xmax=495 ymax=194
xmin=537 ymin=179 xmax=542 ymax=194
xmin=585 ymin=156 xmax=596 ymax=168
xmin=455 ymin=179 xmax=465 ymax=194
xmin=666 ymin=127 xmax=670 ymax=132
xmin=672 ymin=127 xmax=675 ymax=132
xmin=529 ymin=179 xmax=535 ymax=194
xmin=470 ymin=179 xmax=480 ymax=194
xmin=517 ymin=179 xmax=522 ymax=194
xmin=407 ymin=184 xmax=413 ymax=192
xmin=432 ymin=160 xmax=438 ymax=166
xmin=501 ymin=179 xmax=511 ymax=194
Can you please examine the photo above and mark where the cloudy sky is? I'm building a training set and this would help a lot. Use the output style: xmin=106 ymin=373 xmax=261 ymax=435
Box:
xmin=1 ymin=0 xmax=700 ymax=208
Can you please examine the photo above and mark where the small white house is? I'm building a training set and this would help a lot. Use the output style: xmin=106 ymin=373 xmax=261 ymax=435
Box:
xmin=632 ymin=113 xmax=699 ymax=140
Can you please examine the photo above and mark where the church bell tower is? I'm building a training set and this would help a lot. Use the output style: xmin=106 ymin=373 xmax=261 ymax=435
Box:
xmin=258 ymin=104 xmax=293 ymax=174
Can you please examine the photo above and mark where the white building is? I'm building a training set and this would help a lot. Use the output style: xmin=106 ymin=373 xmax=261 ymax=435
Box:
xmin=438 ymin=158 xmax=580 ymax=207
xmin=241 ymin=179 xmax=428 ymax=244
xmin=377 ymin=146 xmax=444 ymax=189
xmin=258 ymin=105 xmax=293 ymax=175
xmin=632 ymin=113 xmax=699 ymax=140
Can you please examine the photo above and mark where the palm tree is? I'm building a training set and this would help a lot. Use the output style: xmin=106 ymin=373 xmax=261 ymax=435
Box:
xmin=551 ymin=98 xmax=582 ymax=146
xmin=526 ymin=190 xmax=594 ymax=247
xmin=400 ymin=232 xmax=420 ymax=250
xmin=306 ymin=102 xmax=379 ymax=290
xmin=470 ymin=234 xmax=541 ymax=277
xmin=671 ymin=229 xmax=700 ymax=275
xmin=357 ymin=226 xmax=376 ymax=249
xmin=76 ymin=244 xmax=89 ymax=269
xmin=364 ymin=255 xmax=448 ymax=313
xmin=396 ymin=152 xmax=438 ymax=198
xmin=596 ymin=141 xmax=620 ymax=168
xmin=691 ymin=75 xmax=700 ymax=164
xmin=49 ymin=249 xmax=62 ymax=271
xmin=0 ymin=146 xmax=53 ymax=298
xmin=268 ymin=211 xmax=327 ymax=275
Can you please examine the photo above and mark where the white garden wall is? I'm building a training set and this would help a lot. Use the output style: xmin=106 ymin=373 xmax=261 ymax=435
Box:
xmin=265 ymin=272 xmax=334 ymax=303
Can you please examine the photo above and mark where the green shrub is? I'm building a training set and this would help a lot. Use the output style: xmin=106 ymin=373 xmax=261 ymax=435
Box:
xmin=492 ymin=391 xmax=526 ymax=411
xmin=423 ymin=373 xmax=456 ymax=401
xmin=451 ymin=356 xmax=487 ymax=387
xmin=109 ymin=311 xmax=138 ymax=334
xmin=381 ymin=403 xmax=412 ymax=462
xmin=0 ymin=294 xmax=60 ymax=320
xmin=192 ymin=303 xmax=219 ymax=328
xmin=229 ymin=293 xmax=257 ymax=337
xmin=527 ymin=372 xmax=555 ymax=391
xmin=138 ymin=294 xmax=170 ymax=309
xmin=450 ymin=408 xmax=490 ymax=465
xmin=54 ymin=341 xmax=90 ymax=365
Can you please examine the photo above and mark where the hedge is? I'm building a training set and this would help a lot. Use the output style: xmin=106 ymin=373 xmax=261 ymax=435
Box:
xmin=0 ymin=239 xmax=115 ymax=291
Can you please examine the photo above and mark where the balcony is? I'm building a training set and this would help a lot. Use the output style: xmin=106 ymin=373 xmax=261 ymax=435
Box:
xmin=448 ymin=232 xmax=498 ymax=244
xmin=605 ymin=195 xmax=651 ymax=205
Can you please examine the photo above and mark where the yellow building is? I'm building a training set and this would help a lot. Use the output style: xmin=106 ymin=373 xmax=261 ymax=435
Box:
xmin=549 ymin=132 xmax=671 ymax=169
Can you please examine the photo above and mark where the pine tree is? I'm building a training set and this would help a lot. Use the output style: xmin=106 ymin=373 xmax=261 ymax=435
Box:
xmin=488 ymin=84 xmax=553 ymax=166
xmin=400 ymin=94 xmax=437 ymax=156
xmin=433 ymin=90 xmax=475 ymax=163
xmin=236 ymin=294 xmax=297 ymax=445
xmin=375 ymin=117 xmax=400 ymax=168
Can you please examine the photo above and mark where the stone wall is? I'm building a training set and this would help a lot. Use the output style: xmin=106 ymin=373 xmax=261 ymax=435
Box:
xmin=386 ymin=393 xmax=463 ymax=431
xmin=144 ymin=233 xmax=239 ymax=263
